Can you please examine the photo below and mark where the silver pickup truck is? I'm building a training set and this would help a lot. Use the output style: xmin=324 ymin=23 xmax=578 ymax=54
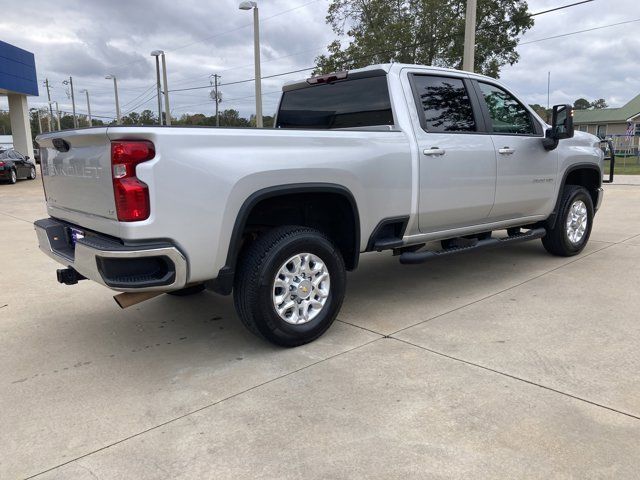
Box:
xmin=35 ymin=63 xmax=604 ymax=346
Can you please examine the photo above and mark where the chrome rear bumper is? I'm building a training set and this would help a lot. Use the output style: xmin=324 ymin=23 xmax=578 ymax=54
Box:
xmin=35 ymin=218 xmax=188 ymax=292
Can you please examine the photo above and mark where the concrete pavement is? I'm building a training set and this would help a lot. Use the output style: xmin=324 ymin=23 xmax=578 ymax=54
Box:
xmin=2 ymin=176 xmax=640 ymax=479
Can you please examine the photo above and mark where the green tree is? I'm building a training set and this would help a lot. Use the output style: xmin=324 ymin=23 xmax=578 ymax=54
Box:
xmin=0 ymin=110 xmax=10 ymax=135
xmin=315 ymin=0 xmax=534 ymax=78
xmin=590 ymin=98 xmax=608 ymax=110
xmin=573 ymin=98 xmax=590 ymax=110
xmin=529 ymin=104 xmax=549 ymax=121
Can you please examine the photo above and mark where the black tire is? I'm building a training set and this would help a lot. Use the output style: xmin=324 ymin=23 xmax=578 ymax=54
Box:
xmin=234 ymin=225 xmax=346 ymax=347
xmin=8 ymin=169 xmax=17 ymax=184
xmin=542 ymin=185 xmax=594 ymax=256
xmin=28 ymin=166 xmax=36 ymax=180
xmin=167 ymin=283 xmax=206 ymax=296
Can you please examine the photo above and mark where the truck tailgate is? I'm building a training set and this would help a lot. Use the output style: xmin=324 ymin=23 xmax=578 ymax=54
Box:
xmin=39 ymin=128 xmax=117 ymax=221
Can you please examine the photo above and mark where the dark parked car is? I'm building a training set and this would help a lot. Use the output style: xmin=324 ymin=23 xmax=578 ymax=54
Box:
xmin=0 ymin=149 xmax=37 ymax=184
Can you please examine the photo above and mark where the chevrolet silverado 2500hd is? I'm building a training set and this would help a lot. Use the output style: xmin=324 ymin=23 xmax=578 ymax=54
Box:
xmin=34 ymin=64 xmax=604 ymax=346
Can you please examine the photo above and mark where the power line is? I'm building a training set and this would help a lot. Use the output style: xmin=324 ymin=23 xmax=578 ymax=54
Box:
xmin=528 ymin=0 xmax=595 ymax=17
xmin=169 ymin=0 xmax=599 ymax=94
xmin=168 ymin=67 xmax=315 ymax=93
xmin=519 ymin=18 xmax=640 ymax=45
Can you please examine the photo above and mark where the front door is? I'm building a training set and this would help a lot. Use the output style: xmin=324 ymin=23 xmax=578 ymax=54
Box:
xmin=409 ymin=73 xmax=497 ymax=233
xmin=474 ymin=81 xmax=558 ymax=220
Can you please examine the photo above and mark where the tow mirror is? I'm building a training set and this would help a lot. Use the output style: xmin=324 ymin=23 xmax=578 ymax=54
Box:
xmin=543 ymin=104 xmax=574 ymax=150
xmin=551 ymin=104 xmax=574 ymax=140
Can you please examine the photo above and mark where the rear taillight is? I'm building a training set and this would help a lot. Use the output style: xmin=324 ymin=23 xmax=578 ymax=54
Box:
xmin=111 ymin=140 xmax=155 ymax=222
xmin=0 ymin=161 xmax=5 ymax=167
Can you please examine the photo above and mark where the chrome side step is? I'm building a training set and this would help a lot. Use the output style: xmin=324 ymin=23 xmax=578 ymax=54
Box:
xmin=399 ymin=228 xmax=547 ymax=265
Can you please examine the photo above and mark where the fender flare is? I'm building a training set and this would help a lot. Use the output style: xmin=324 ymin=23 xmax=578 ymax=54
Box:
xmin=547 ymin=163 xmax=602 ymax=229
xmin=211 ymin=183 xmax=360 ymax=295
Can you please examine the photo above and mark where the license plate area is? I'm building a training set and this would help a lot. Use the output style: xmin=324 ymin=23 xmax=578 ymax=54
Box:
xmin=67 ymin=227 xmax=85 ymax=248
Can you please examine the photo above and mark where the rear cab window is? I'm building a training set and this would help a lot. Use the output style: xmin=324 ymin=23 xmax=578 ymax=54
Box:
xmin=276 ymin=71 xmax=394 ymax=129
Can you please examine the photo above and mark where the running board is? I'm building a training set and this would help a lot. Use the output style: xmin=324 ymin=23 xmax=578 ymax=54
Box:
xmin=399 ymin=228 xmax=547 ymax=265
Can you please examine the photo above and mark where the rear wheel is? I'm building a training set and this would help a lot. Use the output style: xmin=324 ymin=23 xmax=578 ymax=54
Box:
xmin=542 ymin=185 xmax=594 ymax=256
xmin=8 ymin=169 xmax=17 ymax=184
xmin=234 ymin=226 xmax=346 ymax=347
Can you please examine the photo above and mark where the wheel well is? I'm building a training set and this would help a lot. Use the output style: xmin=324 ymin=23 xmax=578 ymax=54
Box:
xmin=565 ymin=167 xmax=601 ymax=206
xmin=546 ymin=166 xmax=601 ymax=229
xmin=239 ymin=191 xmax=359 ymax=270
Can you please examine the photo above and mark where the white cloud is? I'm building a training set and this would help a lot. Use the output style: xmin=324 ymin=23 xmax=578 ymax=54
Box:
xmin=1 ymin=0 xmax=638 ymax=120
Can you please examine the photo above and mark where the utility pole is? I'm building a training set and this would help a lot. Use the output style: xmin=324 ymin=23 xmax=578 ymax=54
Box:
xmin=63 ymin=77 xmax=78 ymax=128
xmin=44 ymin=78 xmax=54 ymax=122
xmin=462 ymin=0 xmax=477 ymax=72
xmin=210 ymin=74 xmax=221 ymax=127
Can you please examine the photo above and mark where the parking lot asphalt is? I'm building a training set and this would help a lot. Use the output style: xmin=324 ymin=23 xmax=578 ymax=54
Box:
xmin=2 ymin=176 xmax=640 ymax=479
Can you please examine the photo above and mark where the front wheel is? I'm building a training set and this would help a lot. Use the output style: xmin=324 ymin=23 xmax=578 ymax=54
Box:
xmin=234 ymin=226 xmax=346 ymax=347
xmin=28 ymin=167 xmax=36 ymax=180
xmin=542 ymin=185 xmax=594 ymax=256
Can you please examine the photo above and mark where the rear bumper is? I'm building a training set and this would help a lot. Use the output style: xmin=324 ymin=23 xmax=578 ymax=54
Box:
xmin=35 ymin=218 xmax=188 ymax=292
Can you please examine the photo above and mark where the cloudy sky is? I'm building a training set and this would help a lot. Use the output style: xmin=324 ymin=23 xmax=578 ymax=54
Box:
xmin=0 ymin=0 xmax=638 ymax=122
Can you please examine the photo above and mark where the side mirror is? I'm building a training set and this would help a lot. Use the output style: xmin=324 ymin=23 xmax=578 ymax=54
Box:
xmin=543 ymin=104 xmax=574 ymax=150
xmin=551 ymin=104 xmax=574 ymax=140
xmin=24 ymin=156 xmax=30 ymax=160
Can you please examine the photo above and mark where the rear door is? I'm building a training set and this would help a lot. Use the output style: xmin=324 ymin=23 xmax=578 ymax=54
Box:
xmin=407 ymin=73 xmax=497 ymax=233
xmin=473 ymin=80 xmax=558 ymax=220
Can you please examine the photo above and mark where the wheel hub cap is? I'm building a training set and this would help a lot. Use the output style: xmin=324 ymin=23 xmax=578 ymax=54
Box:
xmin=272 ymin=253 xmax=330 ymax=325
xmin=566 ymin=200 xmax=588 ymax=244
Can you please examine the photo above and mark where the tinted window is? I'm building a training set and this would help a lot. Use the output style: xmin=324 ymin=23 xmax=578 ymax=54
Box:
xmin=478 ymin=82 xmax=535 ymax=135
xmin=412 ymin=75 xmax=476 ymax=133
xmin=276 ymin=75 xmax=393 ymax=129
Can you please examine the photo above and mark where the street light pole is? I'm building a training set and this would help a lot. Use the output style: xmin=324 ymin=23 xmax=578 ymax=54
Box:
xmin=151 ymin=51 xmax=163 ymax=125
xmin=81 ymin=89 xmax=92 ymax=126
xmin=462 ymin=0 xmax=477 ymax=72
xmin=63 ymin=77 xmax=78 ymax=128
xmin=36 ymin=109 xmax=43 ymax=134
xmin=161 ymin=53 xmax=171 ymax=126
xmin=239 ymin=1 xmax=263 ymax=128
xmin=105 ymin=75 xmax=121 ymax=125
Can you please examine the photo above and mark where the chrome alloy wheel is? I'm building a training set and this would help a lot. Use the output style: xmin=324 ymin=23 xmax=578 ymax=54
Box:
xmin=272 ymin=253 xmax=330 ymax=325
xmin=10 ymin=170 xmax=17 ymax=183
xmin=566 ymin=200 xmax=588 ymax=244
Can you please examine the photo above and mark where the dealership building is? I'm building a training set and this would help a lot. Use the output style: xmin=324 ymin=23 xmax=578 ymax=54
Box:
xmin=0 ymin=40 xmax=38 ymax=159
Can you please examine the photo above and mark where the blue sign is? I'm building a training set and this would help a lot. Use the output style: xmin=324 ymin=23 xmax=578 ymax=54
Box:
xmin=0 ymin=41 xmax=38 ymax=96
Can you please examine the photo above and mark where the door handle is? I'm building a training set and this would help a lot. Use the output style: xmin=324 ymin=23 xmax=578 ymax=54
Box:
xmin=423 ymin=147 xmax=446 ymax=157
xmin=498 ymin=147 xmax=515 ymax=155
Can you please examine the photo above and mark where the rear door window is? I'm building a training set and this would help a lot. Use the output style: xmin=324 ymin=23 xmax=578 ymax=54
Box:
xmin=411 ymin=75 xmax=477 ymax=133
xmin=276 ymin=75 xmax=393 ymax=129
